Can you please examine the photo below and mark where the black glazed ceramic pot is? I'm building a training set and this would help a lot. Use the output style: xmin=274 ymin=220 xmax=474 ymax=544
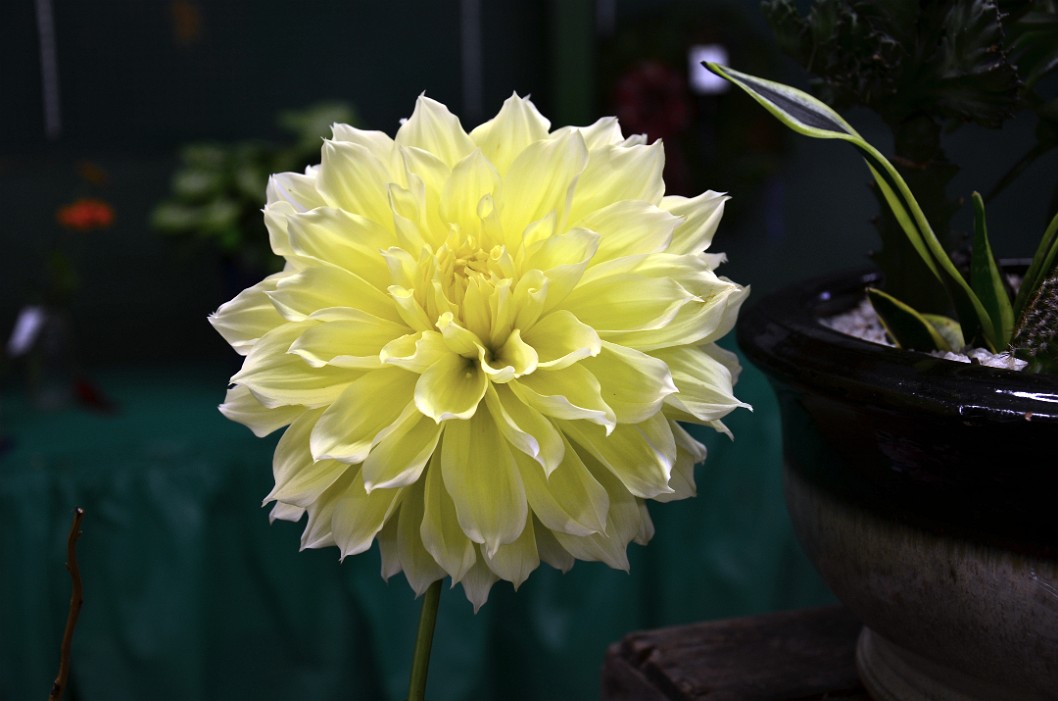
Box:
xmin=737 ymin=268 xmax=1058 ymax=701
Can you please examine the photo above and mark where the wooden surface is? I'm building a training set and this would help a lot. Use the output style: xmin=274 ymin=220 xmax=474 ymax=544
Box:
xmin=601 ymin=605 xmax=871 ymax=700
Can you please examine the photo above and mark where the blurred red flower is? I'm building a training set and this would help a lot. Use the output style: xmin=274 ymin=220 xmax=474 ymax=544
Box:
xmin=56 ymin=198 xmax=115 ymax=231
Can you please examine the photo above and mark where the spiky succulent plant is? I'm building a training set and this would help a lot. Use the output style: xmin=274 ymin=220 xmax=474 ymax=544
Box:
xmin=761 ymin=0 xmax=1058 ymax=314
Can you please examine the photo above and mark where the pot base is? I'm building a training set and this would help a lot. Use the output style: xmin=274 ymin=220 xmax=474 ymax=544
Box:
xmin=784 ymin=460 xmax=1058 ymax=700
xmin=856 ymin=627 xmax=1053 ymax=701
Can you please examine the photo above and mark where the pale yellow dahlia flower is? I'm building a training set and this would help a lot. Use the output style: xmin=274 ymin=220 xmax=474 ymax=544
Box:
xmin=211 ymin=94 xmax=749 ymax=609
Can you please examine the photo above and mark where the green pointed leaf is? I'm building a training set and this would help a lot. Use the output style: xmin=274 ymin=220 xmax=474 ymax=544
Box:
xmin=867 ymin=287 xmax=953 ymax=352
xmin=1014 ymin=208 xmax=1058 ymax=321
xmin=969 ymin=193 xmax=1014 ymax=350
xmin=864 ymin=162 xmax=943 ymax=282
xmin=921 ymin=313 xmax=966 ymax=351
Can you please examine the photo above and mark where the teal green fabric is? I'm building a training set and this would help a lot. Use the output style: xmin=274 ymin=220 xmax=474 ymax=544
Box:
xmin=0 ymin=356 xmax=833 ymax=701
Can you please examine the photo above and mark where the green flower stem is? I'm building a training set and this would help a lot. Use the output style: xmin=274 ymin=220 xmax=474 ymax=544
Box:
xmin=406 ymin=579 xmax=443 ymax=701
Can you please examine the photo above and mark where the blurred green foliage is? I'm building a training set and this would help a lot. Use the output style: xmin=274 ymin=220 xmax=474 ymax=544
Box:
xmin=151 ymin=102 xmax=357 ymax=272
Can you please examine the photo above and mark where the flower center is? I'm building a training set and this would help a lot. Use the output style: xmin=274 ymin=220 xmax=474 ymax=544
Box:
xmin=428 ymin=229 xmax=520 ymax=347
xmin=454 ymin=246 xmax=491 ymax=281
xmin=438 ymin=230 xmax=515 ymax=303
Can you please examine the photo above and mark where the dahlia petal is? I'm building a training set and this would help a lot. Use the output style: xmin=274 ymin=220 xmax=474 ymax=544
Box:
xmin=459 ymin=555 xmax=499 ymax=613
xmin=316 ymin=140 xmax=395 ymax=225
xmin=523 ymin=226 xmax=599 ymax=274
xmin=285 ymin=208 xmax=393 ymax=288
xmin=387 ymin=285 xmax=435 ymax=332
xmin=551 ymin=115 xmax=625 ymax=148
xmin=219 ymin=384 xmax=303 ymax=437
xmin=481 ymin=514 xmax=539 ymax=589
xmin=654 ymin=345 xmax=750 ymax=422
xmin=709 ymin=419 xmax=734 ymax=439
xmin=513 ymin=442 xmax=608 ymax=537
xmin=362 ymin=409 xmax=443 ymax=490
xmin=388 ymin=478 xmax=446 ymax=594
xmin=483 ymin=384 xmax=564 ymax=472
xmin=634 ymin=500 xmax=655 ymax=545
xmin=209 ymin=273 xmax=286 ymax=355
xmin=574 ymin=200 xmax=679 ymax=263
xmin=268 ymin=264 xmax=398 ymax=323
xmin=682 ymin=273 xmax=749 ymax=334
xmin=232 ymin=325 xmax=359 ymax=408
xmin=577 ymin=249 xmax=700 ymax=285
xmin=552 ymin=458 xmax=647 ymax=570
xmin=425 ymin=281 xmax=457 ymax=319
xmin=395 ymin=149 xmax=449 ymax=242
xmin=387 ymin=178 xmax=430 ymax=254
xmin=661 ymin=191 xmax=729 ymax=254
xmin=560 ymin=413 xmax=675 ymax=499
xmin=608 ymin=279 xmax=748 ymax=350
xmin=380 ymin=246 xmax=422 ymax=292
xmin=488 ymin=329 xmax=538 ymax=381
xmin=435 ymin=312 xmax=484 ymax=357
xmin=483 ymin=277 xmax=517 ymax=350
xmin=387 ymin=482 xmax=444 ymax=596
xmin=532 ymin=517 xmax=575 ymax=572
xmin=441 ymin=149 xmax=502 ymax=233
xmin=579 ymin=342 xmax=677 ymax=423
xmin=421 ymin=450 xmax=476 ymax=581
xmin=415 ymin=350 xmax=488 ymax=422
xmin=398 ymin=145 xmax=449 ymax=198
xmin=468 ymin=93 xmax=551 ymax=175
xmin=553 ymin=526 xmax=630 ymax=572
xmin=519 ymin=211 xmax=557 ymax=250
xmin=310 ymin=369 xmax=418 ymax=462
xmin=267 ymin=410 xmax=350 ymax=507
xmin=329 ymin=125 xmax=400 ymax=173
xmin=300 ymin=499 xmax=338 ymax=549
xmin=567 ymin=140 xmax=665 ymax=223
xmin=266 ymin=169 xmax=326 ymax=211
xmin=268 ymin=501 xmax=305 ymax=524
xmin=331 ymin=472 xmax=405 ymax=559
xmin=389 ymin=186 xmax=429 ymax=260
xmin=652 ymin=421 xmax=706 ymax=503
xmin=524 ymin=229 xmax=599 ymax=311
xmin=396 ymin=95 xmax=476 ymax=168
xmin=288 ymin=314 xmax=409 ymax=369
xmin=510 ymin=364 xmax=616 ymax=430
xmin=561 ymin=274 xmax=693 ymax=335
xmin=511 ymin=269 xmax=549 ymax=331
xmin=522 ymin=309 xmax=601 ymax=369
xmin=441 ymin=412 xmax=528 ymax=556
xmin=377 ymin=515 xmax=403 ymax=581
xmin=705 ymin=343 xmax=744 ymax=382
xmin=458 ymin=275 xmax=493 ymax=344
xmin=499 ymin=131 xmax=588 ymax=247
xmin=297 ymin=469 xmax=355 ymax=550
xmin=380 ymin=330 xmax=448 ymax=373
xmin=263 ymin=201 xmax=296 ymax=257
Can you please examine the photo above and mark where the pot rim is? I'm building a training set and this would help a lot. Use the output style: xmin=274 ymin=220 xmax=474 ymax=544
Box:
xmin=736 ymin=266 xmax=1058 ymax=424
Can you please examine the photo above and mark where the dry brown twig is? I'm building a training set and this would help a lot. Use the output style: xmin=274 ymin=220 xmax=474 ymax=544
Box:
xmin=48 ymin=508 xmax=85 ymax=701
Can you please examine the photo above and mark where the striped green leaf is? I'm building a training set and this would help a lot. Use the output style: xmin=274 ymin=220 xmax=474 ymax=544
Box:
xmin=867 ymin=287 xmax=958 ymax=352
